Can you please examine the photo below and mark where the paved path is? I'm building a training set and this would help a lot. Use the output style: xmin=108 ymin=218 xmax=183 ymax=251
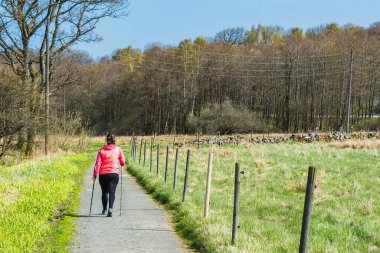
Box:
xmin=71 ymin=167 xmax=189 ymax=253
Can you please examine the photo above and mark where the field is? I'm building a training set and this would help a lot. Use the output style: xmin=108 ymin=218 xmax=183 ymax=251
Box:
xmin=0 ymin=136 xmax=378 ymax=252
xmin=126 ymin=136 xmax=380 ymax=252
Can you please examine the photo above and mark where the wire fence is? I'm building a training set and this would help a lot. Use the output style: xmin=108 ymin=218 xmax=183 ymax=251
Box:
xmin=127 ymin=135 xmax=320 ymax=252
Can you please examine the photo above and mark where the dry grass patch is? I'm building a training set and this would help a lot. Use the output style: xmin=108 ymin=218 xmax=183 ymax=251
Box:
xmin=336 ymin=187 xmax=350 ymax=198
xmin=201 ymin=147 xmax=216 ymax=154
xmin=253 ymin=159 xmax=269 ymax=168
xmin=212 ymin=149 xmax=237 ymax=157
xmin=0 ymin=189 xmax=19 ymax=206
xmin=287 ymin=181 xmax=305 ymax=193
xmin=315 ymin=170 xmax=324 ymax=188
xmin=287 ymin=171 xmax=324 ymax=193
xmin=329 ymin=139 xmax=380 ymax=149
xmin=368 ymin=245 xmax=379 ymax=252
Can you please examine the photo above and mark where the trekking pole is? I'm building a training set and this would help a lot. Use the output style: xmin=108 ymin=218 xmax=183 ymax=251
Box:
xmin=89 ymin=178 xmax=95 ymax=215
xmin=120 ymin=165 xmax=123 ymax=216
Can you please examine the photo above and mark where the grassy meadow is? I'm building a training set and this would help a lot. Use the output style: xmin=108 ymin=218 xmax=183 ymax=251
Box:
xmin=0 ymin=153 xmax=93 ymax=252
xmin=0 ymin=136 xmax=378 ymax=252
xmin=126 ymin=137 xmax=380 ymax=252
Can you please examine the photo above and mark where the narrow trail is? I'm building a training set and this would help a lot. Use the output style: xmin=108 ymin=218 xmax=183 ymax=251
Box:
xmin=71 ymin=167 xmax=189 ymax=253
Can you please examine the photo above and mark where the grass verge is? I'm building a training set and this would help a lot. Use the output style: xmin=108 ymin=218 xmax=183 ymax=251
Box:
xmin=0 ymin=153 xmax=93 ymax=252
xmin=127 ymin=156 xmax=216 ymax=252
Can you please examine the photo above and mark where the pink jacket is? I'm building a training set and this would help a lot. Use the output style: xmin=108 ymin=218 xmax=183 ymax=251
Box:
xmin=93 ymin=144 xmax=126 ymax=177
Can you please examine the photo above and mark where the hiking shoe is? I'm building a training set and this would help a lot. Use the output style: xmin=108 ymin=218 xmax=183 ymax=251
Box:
xmin=102 ymin=210 xmax=107 ymax=215
xmin=107 ymin=209 xmax=112 ymax=217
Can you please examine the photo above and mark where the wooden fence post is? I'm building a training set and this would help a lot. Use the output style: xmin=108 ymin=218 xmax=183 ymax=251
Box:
xmin=143 ymin=141 xmax=147 ymax=167
xmin=299 ymin=166 xmax=317 ymax=253
xmin=150 ymin=140 xmax=153 ymax=172
xmin=173 ymin=148 xmax=179 ymax=190
xmin=156 ymin=144 xmax=160 ymax=177
xmin=165 ymin=145 xmax=169 ymax=182
xmin=139 ymin=139 xmax=143 ymax=164
xmin=232 ymin=163 xmax=242 ymax=245
xmin=204 ymin=153 xmax=213 ymax=218
xmin=133 ymin=141 xmax=137 ymax=162
xmin=131 ymin=137 xmax=134 ymax=159
xmin=182 ymin=149 xmax=191 ymax=202
xmin=173 ymin=133 xmax=176 ymax=150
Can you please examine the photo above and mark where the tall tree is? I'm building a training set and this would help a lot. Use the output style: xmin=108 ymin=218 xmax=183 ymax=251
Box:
xmin=0 ymin=0 xmax=128 ymax=155
xmin=214 ymin=27 xmax=246 ymax=45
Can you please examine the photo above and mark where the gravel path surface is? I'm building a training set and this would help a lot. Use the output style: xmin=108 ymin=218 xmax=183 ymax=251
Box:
xmin=71 ymin=167 xmax=189 ymax=253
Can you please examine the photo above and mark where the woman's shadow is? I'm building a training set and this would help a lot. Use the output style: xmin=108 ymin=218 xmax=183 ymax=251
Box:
xmin=67 ymin=212 xmax=105 ymax=218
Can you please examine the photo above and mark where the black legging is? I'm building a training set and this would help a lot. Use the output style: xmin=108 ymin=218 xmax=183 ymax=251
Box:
xmin=99 ymin=173 xmax=119 ymax=210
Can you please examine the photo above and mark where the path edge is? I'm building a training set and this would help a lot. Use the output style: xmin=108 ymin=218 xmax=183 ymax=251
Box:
xmin=126 ymin=158 xmax=216 ymax=253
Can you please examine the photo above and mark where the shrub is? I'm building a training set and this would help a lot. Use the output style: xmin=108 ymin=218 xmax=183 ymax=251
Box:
xmin=187 ymin=100 xmax=265 ymax=134
xmin=49 ymin=112 xmax=91 ymax=153
xmin=353 ymin=117 xmax=380 ymax=131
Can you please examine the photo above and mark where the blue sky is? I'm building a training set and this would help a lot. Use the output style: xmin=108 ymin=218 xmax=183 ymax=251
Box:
xmin=75 ymin=0 xmax=380 ymax=58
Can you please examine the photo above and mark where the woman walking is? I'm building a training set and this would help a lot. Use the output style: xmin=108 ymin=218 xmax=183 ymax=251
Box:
xmin=93 ymin=133 xmax=126 ymax=217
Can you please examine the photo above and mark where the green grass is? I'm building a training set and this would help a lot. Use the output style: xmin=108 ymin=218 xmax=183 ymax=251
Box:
xmin=0 ymin=153 xmax=93 ymax=252
xmin=127 ymin=141 xmax=380 ymax=252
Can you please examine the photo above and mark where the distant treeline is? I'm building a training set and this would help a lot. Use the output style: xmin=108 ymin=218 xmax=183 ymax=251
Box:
xmin=2 ymin=23 xmax=380 ymax=151
xmin=59 ymin=23 xmax=379 ymax=134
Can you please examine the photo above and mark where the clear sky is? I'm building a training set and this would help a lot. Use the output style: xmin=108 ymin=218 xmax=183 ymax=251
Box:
xmin=75 ymin=0 xmax=380 ymax=58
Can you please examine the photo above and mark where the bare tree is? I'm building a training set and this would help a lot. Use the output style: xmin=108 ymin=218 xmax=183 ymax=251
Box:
xmin=0 ymin=0 xmax=129 ymax=155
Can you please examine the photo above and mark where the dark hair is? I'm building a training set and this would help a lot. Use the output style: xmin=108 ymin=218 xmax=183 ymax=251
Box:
xmin=106 ymin=133 xmax=116 ymax=145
